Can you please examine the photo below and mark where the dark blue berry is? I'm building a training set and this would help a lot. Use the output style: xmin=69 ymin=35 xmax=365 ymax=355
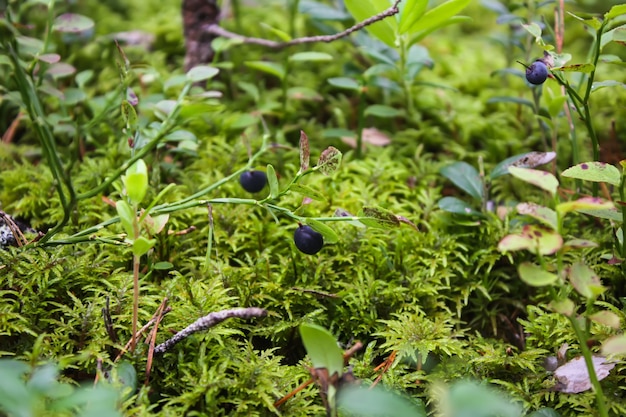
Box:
xmin=239 ymin=170 xmax=267 ymax=193
xmin=525 ymin=60 xmax=548 ymax=85
xmin=294 ymin=225 xmax=324 ymax=255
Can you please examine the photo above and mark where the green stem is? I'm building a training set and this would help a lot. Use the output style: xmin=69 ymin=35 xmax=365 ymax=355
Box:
xmin=355 ymin=89 xmax=366 ymax=159
xmin=568 ymin=315 xmax=609 ymax=417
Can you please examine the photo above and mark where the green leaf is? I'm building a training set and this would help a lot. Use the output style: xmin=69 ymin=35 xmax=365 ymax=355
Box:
xmin=358 ymin=206 xmax=401 ymax=229
xmin=516 ymin=202 xmax=557 ymax=229
xmin=52 ymin=13 xmax=94 ymax=33
xmin=589 ymin=311 xmax=621 ymax=329
xmin=288 ymin=52 xmax=333 ymax=62
xmin=591 ymin=80 xmax=626 ymax=92
xmin=553 ymin=63 xmax=595 ymax=73
xmin=508 ymin=167 xmax=558 ymax=196
xmin=487 ymin=96 xmax=535 ymax=110
xmin=290 ymin=184 xmax=326 ymax=201
xmin=405 ymin=0 xmax=471 ymax=39
xmin=440 ymin=162 xmax=483 ymax=200
xmin=305 ymin=219 xmax=339 ymax=244
xmin=602 ymin=335 xmax=626 ymax=356
xmin=124 ymin=159 xmax=148 ymax=205
xmin=527 ymin=408 xmax=561 ymax=417
xmin=266 ymin=164 xmax=279 ymax=198
xmin=518 ymin=262 xmax=558 ymax=287
xmin=498 ymin=225 xmax=563 ymax=255
xmin=186 ymin=65 xmax=219 ymax=82
xmin=344 ymin=0 xmax=396 ymax=47
xmin=299 ymin=323 xmax=343 ymax=377
xmin=153 ymin=261 xmax=174 ymax=270
xmin=549 ymin=298 xmax=575 ymax=316
xmin=437 ymin=196 xmax=482 ymax=216
xmin=327 ymin=77 xmax=361 ymax=91
xmin=562 ymin=161 xmax=621 ymax=186
xmin=605 ymin=4 xmax=626 ymax=20
xmin=576 ymin=207 xmax=622 ymax=221
xmin=121 ymin=100 xmax=137 ymax=129
xmin=556 ymin=197 xmax=614 ymax=216
xmin=364 ymin=104 xmax=405 ymax=118
xmin=398 ymin=0 xmax=429 ymax=34
xmin=338 ymin=385 xmax=427 ymax=417
xmin=116 ymin=200 xmax=135 ymax=237
xmin=568 ymin=262 xmax=605 ymax=299
xmin=132 ymin=236 xmax=156 ymax=256
xmin=522 ymin=22 xmax=542 ymax=39
xmin=244 ymin=61 xmax=286 ymax=80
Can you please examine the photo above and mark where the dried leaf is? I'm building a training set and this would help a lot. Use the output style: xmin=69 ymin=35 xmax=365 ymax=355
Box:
xmin=553 ymin=356 xmax=615 ymax=393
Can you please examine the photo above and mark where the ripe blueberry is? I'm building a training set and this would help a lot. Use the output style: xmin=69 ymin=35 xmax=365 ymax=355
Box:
xmin=239 ymin=170 xmax=267 ymax=193
xmin=525 ymin=60 xmax=548 ymax=85
xmin=293 ymin=224 xmax=324 ymax=255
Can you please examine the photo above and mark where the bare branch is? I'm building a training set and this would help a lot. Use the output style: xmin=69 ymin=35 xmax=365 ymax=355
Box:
xmin=154 ymin=307 xmax=267 ymax=354
xmin=204 ymin=0 xmax=402 ymax=49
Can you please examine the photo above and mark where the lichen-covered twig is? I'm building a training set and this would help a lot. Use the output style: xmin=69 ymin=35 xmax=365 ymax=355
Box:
xmin=154 ymin=307 xmax=267 ymax=354
xmin=203 ymin=0 xmax=401 ymax=49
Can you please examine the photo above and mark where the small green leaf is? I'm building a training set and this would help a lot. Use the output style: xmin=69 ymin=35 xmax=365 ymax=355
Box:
xmin=576 ymin=207 xmax=622 ymax=221
xmin=132 ymin=236 xmax=156 ymax=256
xmin=487 ymin=96 xmax=535 ymax=110
xmin=358 ymin=206 xmax=400 ymax=229
xmin=518 ymin=262 xmax=558 ymax=287
xmin=556 ymin=197 xmax=614 ymax=216
xmin=344 ymin=0 xmax=396 ymax=47
xmin=522 ymin=22 xmax=542 ymax=39
xmin=437 ymin=196 xmax=482 ymax=216
xmin=338 ymin=385 xmax=427 ymax=417
xmin=116 ymin=200 xmax=135 ymax=237
xmin=305 ymin=219 xmax=339 ymax=244
xmin=153 ymin=261 xmax=174 ymax=270
xmin=290 ymin=184 xmax=326 ymax=201
xmin=121 ymin=100 xmax=137 ymax=129
xmin=602 ymin=335 xmax=626 ymax=356
xmin=52 ymin=13 xmax=94 ymax=33
xmin=568 ymin=262 xmax=605 ymax=299
xmin=561 ymin=161 xmax=621 ymax=186
xmin=266 ymin=164 xmax=279 ymax=198
xmin=498 ymin=225 xmax=563 ymax=255
xmin=589 ymin=311 xmax=621 ymax=329
xmin=364 ymin=104 xmax=405 ymax=118
xmin=601 ymin=25 xmax=626 ymax=51
xmin=244 ymin=61 xmax=286 ymax=80
xmin=605 ymin=4 xmax=626 ymax=20
xmin=549 ymin=298 xmax=575 ymax=316
xmin=508 ymin=167 xmax=558 ymax=196
xmin=327 ymin=77 xmax=361 ymax=91
xmin=405 ymin=0 xmax=471 ymax=38
xmin=527 ymin=408 xmax=561 ymax=417
xmin=299 ymin=323 xmax=343 ymax=377
xmin=516 ymin=203 xmax=557 ymax=229
xmin=398 ymin=0 xmax=429 ymax=34
xmin=186 ymin=65 xmax=219 ymax=82
xmin=288 ymin=52 xmax=333 ymax=62
xmin=316 ymin=146 xmax=342 ymax=175
xmin=553 ymin=63 xmax=595 ymax=73
xmin=592 ymin=80 xmax=626 ymax=92
xmin=124 ymin=159 xmax=148 ymax=205
xmin=440 ymin=162 xmax=483 ymax=200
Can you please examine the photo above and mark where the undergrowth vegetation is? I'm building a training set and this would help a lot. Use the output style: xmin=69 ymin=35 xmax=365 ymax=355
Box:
xmin=1 ymin=0 xmax=626 ymax=416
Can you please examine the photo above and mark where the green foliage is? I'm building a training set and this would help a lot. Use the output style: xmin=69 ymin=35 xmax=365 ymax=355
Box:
xmin=1 ymin=0 xmax=626 ymax=416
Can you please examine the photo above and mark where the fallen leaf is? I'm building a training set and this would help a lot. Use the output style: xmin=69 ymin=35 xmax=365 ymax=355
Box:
xmin=553 ymin=355 xmax=615 ymax=393
xmin=341 ymin=128 xmax=391 ymax=150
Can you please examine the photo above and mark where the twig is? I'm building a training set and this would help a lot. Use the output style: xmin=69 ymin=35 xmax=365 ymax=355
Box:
xmin=144 ymin=298 xmax=169 ymax=386
xmin=203 ymin=0 xmax=402 ymax=49
xmin=154 ymin=307 xmax=267 ymax=354
xmin=114 ymin=306 xmax=172 ymax=362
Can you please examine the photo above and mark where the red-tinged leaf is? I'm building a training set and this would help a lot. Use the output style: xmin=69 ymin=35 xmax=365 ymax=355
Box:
xmin=498 ymin=225 xmax=563 ymax=255
xmin=299 ymin=130 xmax=310 ymax=171
xmin=556 ymin=197 xmax=614 ymax=216
xmin=516 ymin=202 xmax=557 ymax=229
xmin=561 ymin=161 xmax=621 ymax=186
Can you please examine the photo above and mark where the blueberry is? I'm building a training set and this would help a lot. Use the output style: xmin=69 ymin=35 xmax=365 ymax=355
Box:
xmin=294 ymin=224 xmax=324 ymax=255
xmin=239 ymin=170 xmax=267 ymax=193
xmin=525 ymin=60 xmax=548 ymax=85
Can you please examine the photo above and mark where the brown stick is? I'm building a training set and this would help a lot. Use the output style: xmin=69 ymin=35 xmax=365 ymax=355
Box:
xmin=203 ymin=0 xmax=402 ymax=49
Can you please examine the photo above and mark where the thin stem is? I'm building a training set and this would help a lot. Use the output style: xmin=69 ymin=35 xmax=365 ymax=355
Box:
xmin=568 ymin=315 xmax=609 ymax=417
xmin=131 ymin=253 xmax=140 ymax=353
